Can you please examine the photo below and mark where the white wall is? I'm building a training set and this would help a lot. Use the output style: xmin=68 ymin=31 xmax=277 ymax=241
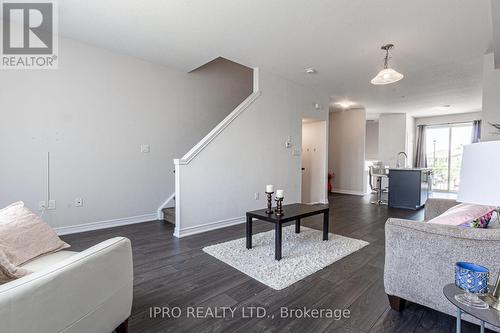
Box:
xmin=365 ymin=121 xmax=379 ymax=160
xmin=378 ymin=113 xmax=416 ymax=168
xmin=406 ymin=114 xmax=415 ymax=167
xmin=0 ymin=38 xmax=253 ymax=231
xmin=481 ymin=53 xmax=500 ymax=141
xmin=329 ymin=108 xmax=366 ymax=195
xmin=301 ymin=120 xmax=328 ymax=204
xmin=174 ymin=71 xmax=329 ymax=237
xmin=378 ymin=114 xmax=407 ymax=167
xmin=492 ymin=1 xmax=500 ymax=69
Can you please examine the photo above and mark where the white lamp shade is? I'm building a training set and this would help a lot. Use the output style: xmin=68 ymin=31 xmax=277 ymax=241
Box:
xmin=457 ymin=141 xmax=500 ymax=206
xmin=371 ymin=68 xmax=404 ymax=85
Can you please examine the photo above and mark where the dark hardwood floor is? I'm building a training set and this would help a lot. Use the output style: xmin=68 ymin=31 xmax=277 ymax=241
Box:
xmin=61 ymin=194 xmax=491 ymax=333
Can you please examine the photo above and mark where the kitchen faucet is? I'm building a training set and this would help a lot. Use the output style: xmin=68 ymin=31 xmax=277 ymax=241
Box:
xmin=396 ymin=151 xmax=408 ymax=168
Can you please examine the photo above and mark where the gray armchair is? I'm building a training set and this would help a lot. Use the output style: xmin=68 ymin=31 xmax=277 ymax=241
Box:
xmin=384 ymin=198 xmax=500 ymax=331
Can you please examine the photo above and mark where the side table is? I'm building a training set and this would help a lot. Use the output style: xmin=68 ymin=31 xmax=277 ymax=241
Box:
xmin=443 ymin=283 xmax=500 ymax=333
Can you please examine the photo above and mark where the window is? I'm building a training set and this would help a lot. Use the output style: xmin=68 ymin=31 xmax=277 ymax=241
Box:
xmin=425 ymin=123 xmax=473 ymax=192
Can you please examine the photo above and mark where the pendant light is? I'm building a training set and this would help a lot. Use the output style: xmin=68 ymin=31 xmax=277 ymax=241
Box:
xmin=371 ymin=44 xmax=404 ymax=85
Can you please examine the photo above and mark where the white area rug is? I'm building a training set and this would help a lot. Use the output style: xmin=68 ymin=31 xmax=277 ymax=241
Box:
xmin=203 ymin=226 xmax=369 ymax=290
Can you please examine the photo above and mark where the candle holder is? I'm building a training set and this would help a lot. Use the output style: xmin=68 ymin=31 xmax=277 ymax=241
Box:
xmin=275 ymin=197 xmax=284 ymax=217
xmin=265 ymin=191 xmax=274 ymax=214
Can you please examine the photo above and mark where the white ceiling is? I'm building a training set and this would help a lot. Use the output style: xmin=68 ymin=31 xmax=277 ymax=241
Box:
xmin=59 ymin=0 xmax=494 ymax=118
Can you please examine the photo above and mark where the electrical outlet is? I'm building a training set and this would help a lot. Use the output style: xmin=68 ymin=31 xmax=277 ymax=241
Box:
xmin=254 ymin=192 xmax=260 ymax=200
xmin=140 ymin=144 xmax=150 ymax=153
xmin=38 ymin=201 xmax=47 ymax=210
xmin=48 ymin=199 xmax=56 ymax=210
xmin=75 ymin=198 xmax=83 ymax=207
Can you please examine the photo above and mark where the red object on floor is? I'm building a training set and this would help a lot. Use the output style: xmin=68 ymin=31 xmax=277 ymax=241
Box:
xmin=328 ymin=172 xmax=334 ymax=192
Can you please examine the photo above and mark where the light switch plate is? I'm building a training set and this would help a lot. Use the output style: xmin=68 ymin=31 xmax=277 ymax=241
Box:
xmin=38 ymin=201 xmax=46 ymax=210
xmin=141 ymin=144 xmax=150 ymax=153
xmin=48 ymin=200 xmax=56 ymax=210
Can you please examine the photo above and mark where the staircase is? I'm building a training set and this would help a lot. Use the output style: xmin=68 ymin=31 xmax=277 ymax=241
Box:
xmin=169 ymin=67 xmax=260 ymax=238
xmin=162 ymin=207 xmax=175 ymax=225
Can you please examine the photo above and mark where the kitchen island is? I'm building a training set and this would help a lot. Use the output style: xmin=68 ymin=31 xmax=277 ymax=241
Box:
xmin=388 ymin=168 xmax=432 ymax=210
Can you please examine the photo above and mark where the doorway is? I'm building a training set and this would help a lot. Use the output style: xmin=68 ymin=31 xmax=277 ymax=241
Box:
xmin=425 ymin=122 xmax=473 ymax=192
xmin=301 ymin=119 xmax=328 ymax=204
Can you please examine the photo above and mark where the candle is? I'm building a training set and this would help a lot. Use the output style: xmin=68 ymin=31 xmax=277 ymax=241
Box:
xmin=266 ymin=184 xmax=274 ymax=193
xmin=276 ymin=189 xmax=284 ymax=198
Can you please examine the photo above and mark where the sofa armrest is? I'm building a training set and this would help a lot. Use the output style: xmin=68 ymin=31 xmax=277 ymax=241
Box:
xmin=424 ymin=198 xmax=458 ymax=220
xmin=384 ymin=218 xmax=500 ymax=321
xmin=0 ymin=237 xmax=133 ymax=333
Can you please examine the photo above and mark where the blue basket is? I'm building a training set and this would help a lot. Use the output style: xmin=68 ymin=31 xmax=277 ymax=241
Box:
xmin=455 ymin=262 xmax=489 ymax=294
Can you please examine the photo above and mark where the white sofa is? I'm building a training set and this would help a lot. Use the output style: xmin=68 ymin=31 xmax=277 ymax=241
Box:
xmin=0 ymin=237 xmax=133 ymax=333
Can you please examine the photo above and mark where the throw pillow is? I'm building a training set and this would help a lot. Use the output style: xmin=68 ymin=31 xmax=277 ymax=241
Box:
xmin=461 ymin=210 xmax=494 ymax=228
xmin=488 ymin=212 xmax=500 ymax=229
xmin=0 ymin=201 xmax=24 ymax=221
xmin=0 ymin=201 xmax=69 ymax=266
xmin=427 ymin=203 xmax=496 ymax=227
xmin=0 ymin=250 xmax=31 ymax=284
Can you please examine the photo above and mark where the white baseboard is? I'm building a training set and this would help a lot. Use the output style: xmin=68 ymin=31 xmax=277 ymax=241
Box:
xmin=172 ymin=199 xmax=330 ymax=238
xmin=304 ymin=200 xmax=329 ymax=205
xmin=174 ymin=216 xmax=246 ymax=238
xmin=331 ymin=189 xmax=366 ymax=196
xmin=55 ymin=213 xmax=158 ymax=236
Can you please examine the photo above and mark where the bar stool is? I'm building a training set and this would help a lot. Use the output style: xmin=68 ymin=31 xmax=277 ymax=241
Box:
xmin=369 ymin=165 xmax=388 ymax=205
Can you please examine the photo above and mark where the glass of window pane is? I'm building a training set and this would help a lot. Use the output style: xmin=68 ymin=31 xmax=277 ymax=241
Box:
xmin=450 ymin=125 xmax=473 ymax=192
xmin=425 ymin=127 xmax=450 ymax=191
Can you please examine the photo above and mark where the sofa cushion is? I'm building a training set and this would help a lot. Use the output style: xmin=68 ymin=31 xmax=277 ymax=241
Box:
xmin=0 ymin=201 xmax=70 ymax=266
xmin=427 ymin=203 xmax=496 ymax=227
xmin=21 ymin=250 xmax=78 ymax=272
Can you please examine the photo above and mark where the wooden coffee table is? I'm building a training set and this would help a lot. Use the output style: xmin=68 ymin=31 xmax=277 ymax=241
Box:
xmin=246 ymin=203 xmax=330 ymax=260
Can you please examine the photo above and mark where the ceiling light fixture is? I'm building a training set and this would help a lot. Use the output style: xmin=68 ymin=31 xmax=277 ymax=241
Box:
xmin=335 ymin=100 xmax=354 ymax=109
xmin=436 ymin=104 xmax=452 ymax=111
xmin=305 ymin=67 xmax=317 ymax=74
xmin=371 ymin=44 xmax=404 ymax=85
